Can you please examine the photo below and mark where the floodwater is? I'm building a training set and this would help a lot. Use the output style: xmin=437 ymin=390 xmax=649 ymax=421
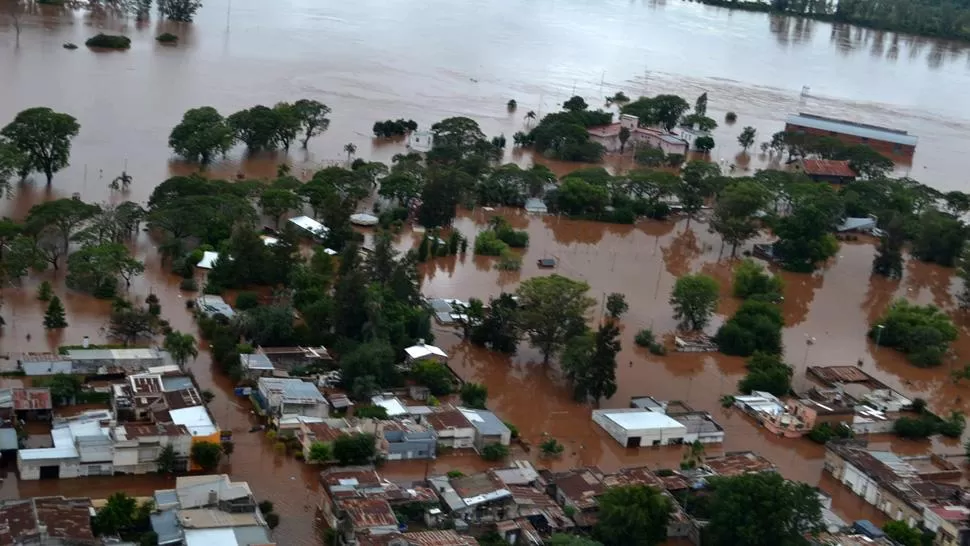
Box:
xmin=2 ymin=0 xmax=970 ymax=543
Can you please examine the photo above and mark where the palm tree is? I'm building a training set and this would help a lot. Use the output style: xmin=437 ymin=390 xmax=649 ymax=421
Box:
xmin=524 ymin=111 xmax=537 ymax=127
xmin=164 ymin=331 xmax=198 ymax=368
xmin=343 ymin=143 xmax=357 ymax=164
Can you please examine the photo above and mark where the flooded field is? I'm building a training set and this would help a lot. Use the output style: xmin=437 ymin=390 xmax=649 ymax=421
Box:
xmin=2 ymin=0 xmax=970 ymax=543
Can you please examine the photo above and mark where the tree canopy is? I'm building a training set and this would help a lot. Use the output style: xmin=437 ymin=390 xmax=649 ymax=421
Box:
xmin=1 ymin=107 xmax=80 ymax=185
xmin=670 ymin=274 xmax=719 ymax=331
xmin=516 ymin=275 xmax=595 ymax=364
xmin=592 ymin=485 xmax=672 ymax=546
xmin=704 ymin=472 xmax=823 ymax=546
xmin=168 ymin=107 xmax=235 ymax=166
xmin=871 ymin=299 xmax=957 ymax=367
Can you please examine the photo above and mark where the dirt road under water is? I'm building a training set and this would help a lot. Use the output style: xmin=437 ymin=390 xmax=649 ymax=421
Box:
xmin=3 ymin=0 xmax=970 ymax=543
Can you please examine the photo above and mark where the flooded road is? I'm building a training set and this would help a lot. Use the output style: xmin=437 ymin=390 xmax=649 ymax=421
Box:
xmin=1 ymin=0 xmax=970 ymax=543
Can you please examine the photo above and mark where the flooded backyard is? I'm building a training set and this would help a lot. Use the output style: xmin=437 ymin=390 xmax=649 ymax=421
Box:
xmin=2 ymin=0 xmax=970 ymax=543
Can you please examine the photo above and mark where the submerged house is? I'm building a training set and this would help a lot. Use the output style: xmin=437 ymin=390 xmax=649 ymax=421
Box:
xmin=587 ymin=114 xmax=689 ymax=156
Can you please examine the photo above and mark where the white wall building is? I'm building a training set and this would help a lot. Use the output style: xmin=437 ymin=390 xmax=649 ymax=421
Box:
xmin=592 ymin=409 xmax=688 ymax=448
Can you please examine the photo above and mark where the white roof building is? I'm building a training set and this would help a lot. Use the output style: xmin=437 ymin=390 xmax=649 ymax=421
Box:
xmin=289 ymin=216 xmax=329 ymax=238
xmin=169 ymin=406 xmax=218 ymax=437
xmin=372 ymin=395 xmax=409 ymax=418
xmin=196 ymin=251 xmax=220 ymax=269
xmin=592 ymin=408 xmax=688 ymax=448
xmin=404 ymin=342 xmax=448 ymax=363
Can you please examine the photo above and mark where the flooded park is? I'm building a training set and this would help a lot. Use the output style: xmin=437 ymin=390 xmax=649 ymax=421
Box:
xmin=4 ymin=0 xmax=970 ymax=543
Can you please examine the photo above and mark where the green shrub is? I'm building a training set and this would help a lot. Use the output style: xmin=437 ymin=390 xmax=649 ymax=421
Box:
xmin=725 ymin=112 xmax=738 ymax=123
xmin=474 ymin=231 xmax=508 ymax=256
xmin=871 ymin=300 xmax=956 ymax=367
xmin=495 ymin=227 xmax=529 ymax=248
xmin=481 ymin=443 xmax=509 ymax=461
xmin=85 ymin=33 xmax=132 ymax=49
xmin=235 ymin=291 xmax=259 ymax=310
xmin=156 ymin=33 xmax=178 ymax=43
xmin=634 ymin=329 xmax=656 ymax=347
xmin=494 ymin=250 xmax=521 ymax=271
xmin=180 ymin=278 xmax=198 ymax=291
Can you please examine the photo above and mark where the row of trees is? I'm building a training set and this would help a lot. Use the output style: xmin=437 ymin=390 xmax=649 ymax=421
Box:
xmin=167 ymin=100 xmax=331 ymax=164
xmin=714 ymin=0 xmax=970 ymax=43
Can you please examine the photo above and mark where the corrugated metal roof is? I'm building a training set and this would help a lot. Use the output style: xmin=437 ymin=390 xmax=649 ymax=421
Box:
xmin=787 ymin=113 xmax=918 ymax=146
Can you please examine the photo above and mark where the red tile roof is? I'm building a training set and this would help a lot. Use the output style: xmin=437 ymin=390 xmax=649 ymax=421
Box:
xmin=424 ymin=409 xmax=472 ymax=431
xmin=799 ymin=159 xmax=856 ymax=178
xmin=10 ymin=388 xmax=52 ymax=411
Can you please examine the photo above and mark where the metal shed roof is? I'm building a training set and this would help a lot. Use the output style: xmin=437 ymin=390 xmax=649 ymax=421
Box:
xmin=787 ymin=113 xmax=918 ymax=146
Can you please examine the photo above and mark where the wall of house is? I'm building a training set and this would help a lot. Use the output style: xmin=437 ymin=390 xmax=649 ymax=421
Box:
xmin=434 ymin=428 xmax=475 ymax=449
xmin=385 ymin=436 xmax=436 ymax=460
xmin=682 ymin=429 xmax=724 ymax=444
xmin=281 ymin=401 xmax=328 ymax=420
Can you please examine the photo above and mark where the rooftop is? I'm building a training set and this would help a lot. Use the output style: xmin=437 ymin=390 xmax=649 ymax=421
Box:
xmin=177 ymin=508 xmax=263 ymax=529
xmin=305 ymin=421 xmax=346 ymax=444
xmin=450 ymin=472 xmax=507 ymax=499
xmin=404 ymin=343 xmax=448 ymax=361
xmin=424 ymin=408 xmax=473 ymax=430
xmin=119 ymin=423 xmax=189 ymax=439
xmin=458 ymin=408 xmax=510 ymax=437
xmin=176 ymin=475 xmax=253 ymax=508
xmin=929 ymin=504 xmax=970 ymax=522
xmin=240 ymin=353 xmax=274 ymax=372
xmin=0 ymin=388 xmax=52 ymax=411
xmin=168 ymin=405 xmax=217 ymax=436
xmin=197 ymin=295 xmax=235 ymax=319
xmin=0 ymin=497 xmax=95 ymax=545
xmin=787 ymin=112 xmax=918 ymax=147
xmin=548 ymin=467 xmax=606 ymax=511
xmin=66 ymin=348 xmax=161 ymax=361
xmin=163 ymin=387 xmax=204 ymax=410
xmin=289 ymin=215 xmax=329 ymax=236
xmin=799 ymin=159 xmax=857 ymax=178
xmin=258 ymin=377 xmax=326 ymax=404
xmin=340 ymin=497 xmax=398 ymax=529
xmin=592 ymin=408 xmax=687 ymax=431
xmin=705 ymin=451 xmax=776 ymax=476
xmin=372 ymin=395 xmax=409 ymax=418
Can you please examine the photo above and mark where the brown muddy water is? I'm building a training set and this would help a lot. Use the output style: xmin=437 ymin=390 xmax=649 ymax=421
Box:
xmin=3 ymin=0 xmax=970 ymax=543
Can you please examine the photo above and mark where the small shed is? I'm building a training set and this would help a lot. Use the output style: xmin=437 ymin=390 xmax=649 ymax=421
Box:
xmin=289 ymin=216 xmax=329 ymax=240
xmin=404 ymin=341 xmax=448 ymax=366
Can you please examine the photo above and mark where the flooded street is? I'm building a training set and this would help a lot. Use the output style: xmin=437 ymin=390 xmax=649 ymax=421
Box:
xmin=2 ymin=0 xmax=970 ymax=543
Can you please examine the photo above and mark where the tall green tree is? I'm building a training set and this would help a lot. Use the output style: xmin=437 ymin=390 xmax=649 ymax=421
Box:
xmin=738 ymin=126 xmax=757 ymax=151
xmin=66 ymin=242 xmax=144 ymax=297
xmin=592 ymin=485 xmax=671 ymax=546
xmin=872 ymin=216 xmax=905 ymax=279
xmin=605 ymin=292 xmax=628 ymax=319
xmin=26 ymin=198 xmax=100 ymax=263
xmin=911 ymin=209 xmax=966 ymax=267
xmin=43 ymin=296 xmax=68 ymax=329
xmin=155 ymin=445 xmax=180 ymax=475
xmin=738 ymin=352 xmax=793 ymax=396
xmin=516 ymin=275 xmax=595 ymax=364
xmin=0 ymin=139 xmax=26 ymax=196
xmin=468 ymin=294 xmax=520 ymax=354
xmin=1 ymin=107 xmax=80 ymax=185
xmin=164 ymin=331 xmax=198 ymax=368
xmin=108 ymin=307 xmax=158 ymax=346
xmin=259 ymin=188 xmax=302 ymax=229
xmin=332 ymin=433 xmax=377 ymax=465
xmin=670 ymin=274 xmax=719 ymax=331
xmin=710 ymin=180 xmax=768 ymax=256
xmin=168 ymin=107 xmax=235 ymax=166
xmin=228 ymin=105 xmax=286 ymax=152
xmin=704 ymin=473 xmax=823 ymax=546
xmin=561 ymin=322 xmax=620 ymax=406
xmin=293 ymin=99 xmax=331 ymax=149
xmin=158 ymin=0 xmax=202 ymax=22
xmin=93 ymin=492 xmax=138 ymax=536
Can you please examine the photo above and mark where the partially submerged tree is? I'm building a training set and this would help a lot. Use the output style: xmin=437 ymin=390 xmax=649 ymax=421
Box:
xmin=593 ymin=485 xmax=671 ymax=546
xmin=1 ymin=107 xmax=81 ymax=185
xmin=516 ymin=275 xmax=595 ymax=364
xmin=164 ymin=331 xmax=198 ymax=368
xmin=670 ymin=274 xmax=719 ymax=331
xmin=43 ymin=296 xmax=68 ymax=329
xmin=168 ymin=107 xmax=235 ymax=166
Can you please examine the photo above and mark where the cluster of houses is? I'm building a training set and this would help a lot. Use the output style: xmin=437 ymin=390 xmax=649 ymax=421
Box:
xmin=0 ymin=474 xmax=275 ymax=545
xmin=317 ymin=449 xmax=889 ymax=546
xmin=733 ymin=365 xmax=918 ymax=439
xmin=824 ymin=440 xmax=969 ymax=546
xmin=16 ymin=364 xmax=222 ymax=480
